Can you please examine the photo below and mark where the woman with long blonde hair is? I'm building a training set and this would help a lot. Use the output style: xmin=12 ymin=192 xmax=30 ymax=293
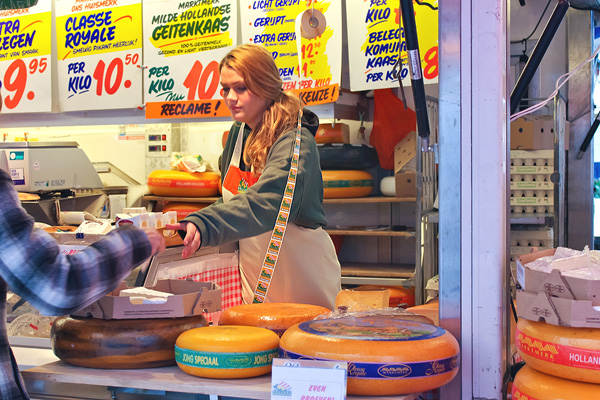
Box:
xmin=167 ymin=44 xmax=341 ymax=308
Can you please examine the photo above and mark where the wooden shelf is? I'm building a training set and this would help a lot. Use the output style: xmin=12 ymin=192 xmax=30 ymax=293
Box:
xmin=341 ymin=263 xmax=415 ymax=279
xmin=143 ymin=195 xmax=415 ymax=204
xmin=326 ymin=228 xmax=414 ymax=237
xmin=143 ymin=195 xmax=220 ymax=203
xmin=323 ymin=196 xmax=416 ymax=204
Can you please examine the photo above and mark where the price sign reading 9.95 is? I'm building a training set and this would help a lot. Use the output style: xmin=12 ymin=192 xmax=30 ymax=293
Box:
xmin=0 ymin=56 xmax=51 ymax=113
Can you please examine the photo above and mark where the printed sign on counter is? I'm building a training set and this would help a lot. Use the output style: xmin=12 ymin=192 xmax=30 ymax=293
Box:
xmin=143 ymin=0 xmax=237 ymax=119
xmin=55 ymin=0 xmax=143 ymax=111
xmin=241 ymin=0 xmax=342 ymax=106
xmin=0 ymin=2 xmax=52 ymax=113
xmin=271 ymin=358 xmax=347 ymax=400
xmin=346 ymin=1 xmax=438 ymax=91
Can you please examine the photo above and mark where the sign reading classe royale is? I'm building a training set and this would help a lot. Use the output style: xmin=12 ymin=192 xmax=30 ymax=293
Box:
xmin=0 ymin=2 xmax=52 ymax=113
xmin=55 ymin=0 xmax=143 ymax=111
xmin=143 ymin=0 xmax=237 ymax=120
xmin=241 ymin=0 xmax=342 ymax=107
xmin=346 ymin=0 xmax=438 ymax=91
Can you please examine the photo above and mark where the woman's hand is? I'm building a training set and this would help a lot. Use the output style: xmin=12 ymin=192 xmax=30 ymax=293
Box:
xmin=165 ymin=222 xmax=202 ymax=259
xmin=142 ymin=228 xmax=166 ymax=255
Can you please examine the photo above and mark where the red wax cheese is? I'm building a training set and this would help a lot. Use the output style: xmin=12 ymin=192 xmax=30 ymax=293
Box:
xmin=516 ymin=318 xmax=600 ymax=384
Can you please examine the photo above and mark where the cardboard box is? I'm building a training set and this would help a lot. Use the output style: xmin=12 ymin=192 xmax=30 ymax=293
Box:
xmin=71 ymin=279 xmax=221 ymax=319
xmin=516 ymin=290 xmax=600 ymax=328
xmin=395 ymin=171 xmax=416 ymax=198
xmin=516 ymin=249 xmax=600 ymax=305
xmin=510 ymin=115 xmax=570 ymax=150
xmin=394 ymin=131 xmax=417 ymax=174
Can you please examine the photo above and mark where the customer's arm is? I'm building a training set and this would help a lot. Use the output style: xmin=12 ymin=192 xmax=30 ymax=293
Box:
xmin=0 ymin=169 xmax=155 ymax=316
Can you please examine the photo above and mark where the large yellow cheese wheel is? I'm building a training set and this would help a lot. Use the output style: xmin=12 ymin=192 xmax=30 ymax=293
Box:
xmin=512 ymin=364 xmax=600 ymax=400
xmin=147 ymin=170 xmax=220 ymax=197
xmin=279 ymin=315 xmax=460 ymax=395
xmin=175 ymin=325 xmax=280 ymax=379
xmin=516 ymin=319 xmax=600 ymax=384
xmin=322 ymin=170 xmax=373 ymax=198
xmin=162 ymin=202 xmax=211 ymax=220
xmin=51 ymin=315 xmax=207 ymax=369
xmin=218 ymin=303 xmax=330 ymax=336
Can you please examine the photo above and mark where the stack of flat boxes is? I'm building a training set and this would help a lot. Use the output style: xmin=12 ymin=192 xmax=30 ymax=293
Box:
xmin=509 ymin=149 xmax=554 ymax=277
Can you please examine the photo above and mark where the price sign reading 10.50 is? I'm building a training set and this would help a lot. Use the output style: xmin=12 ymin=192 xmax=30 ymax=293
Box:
xmin=2 ymin=57 xmax=49 ymax=111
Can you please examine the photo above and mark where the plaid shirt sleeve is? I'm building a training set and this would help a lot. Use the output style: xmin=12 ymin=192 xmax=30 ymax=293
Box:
xmin=0 ymin=169 xmax=153 ymax=316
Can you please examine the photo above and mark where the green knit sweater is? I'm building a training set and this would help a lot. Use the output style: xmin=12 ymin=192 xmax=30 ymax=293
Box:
xmin=182 ymin=109 xmax=327 ymax=248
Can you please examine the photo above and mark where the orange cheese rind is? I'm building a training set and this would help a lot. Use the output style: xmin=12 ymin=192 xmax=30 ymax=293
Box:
xmin=279 ymin=315 xmax=459 ymax=395
xmin=175 ymin=325 xmax=280 ymax=379
xmin=512 ymin=364 xmax=600 ymax=400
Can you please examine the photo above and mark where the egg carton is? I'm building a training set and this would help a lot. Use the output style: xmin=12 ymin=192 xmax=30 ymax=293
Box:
xmin=511 ymin=227 xmax=553 ymax=242
xmin=510 ymin=196 xmax=554 ymax=206
xmin=510 ymin=150 xmax=554 ymax=161
xmin=510 ymin=206 xmax=553 ymax=214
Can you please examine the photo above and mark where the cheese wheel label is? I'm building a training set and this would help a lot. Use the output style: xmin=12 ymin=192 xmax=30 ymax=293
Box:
xmin=516 ymin=327 xmax=600 ymax=371
xmin=147 ymin=177 xmax=219 ymax=188
xmin=511 ymin=388 xmax=539 ymax=400
xmin=297 ymin=317 xmax=444 ymax=341
xmin=175 ymin=346 xmax=278 ymax=369
xmin=323 ymin=179 xmax=373 ymax=188
xmin=281 ymin=349 xmax=458 ymax=379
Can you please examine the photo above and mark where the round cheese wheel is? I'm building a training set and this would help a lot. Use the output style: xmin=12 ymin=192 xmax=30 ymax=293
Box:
xmin=51 ymin=315 xmax=207 ymax=369
xmin=162 ymin=202 xmax=211 ymax=220
xmin=317 ymin=143 xmax=379 ymax=170
xmin=218 ymin=303 xmax=331 ymax=336
xmin=147 ymin=170 xmax=220 ymax=197
xmin=315 ymin=124 xmax=346 ymax=144
xmin=516 ymin=319 xmax=600 ymax=384
xmin=512 ymin=364 xmax=600 ymax=400
xmin=322 ymin=170 xmax=373 ymax=199
xmin=175 ymin=325 xmax=280 ymax=379
xmin=279 ymin=315 xmax=460 ymax=395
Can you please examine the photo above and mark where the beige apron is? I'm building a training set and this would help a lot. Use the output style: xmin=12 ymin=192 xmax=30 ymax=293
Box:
xmin=222 ymin=125 xmax=341 ymax=309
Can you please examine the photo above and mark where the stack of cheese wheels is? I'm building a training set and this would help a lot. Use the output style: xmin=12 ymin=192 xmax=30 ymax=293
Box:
xmin=512 ymin=364 xmax=600 ymax=400
xmin=51 ymin=315 xmax=207 ymax=369
xmin=175 ymin=325 xmax=280 ymax=378
xmin=162 ymin=202 xmax=211 ymax=220
xmin=516 ymin=319 xmax=600 ymax=384
xmin=218 ymin=303 xmax=330 ymax=337
xmin=322 ymin=170 xmax=373 ymax=199
xmin=147 ymin=170 xmax=220 ymax=197
xmin=280 ymin=314 xmax=460 ymax=395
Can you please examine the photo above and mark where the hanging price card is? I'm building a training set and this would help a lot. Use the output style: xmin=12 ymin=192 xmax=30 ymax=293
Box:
xmin=241 ymin=0 xmax=342 ymax=106
xmin=346 ymin=0 xmax=438 ymax=91
xmin=271 ymin=358 xmax=347 ymax=400
xmin=0 ymin=3 xmax=52 ymax=113
xmin=143 ymin=0 xmax=237 ymax=119
xmin=55 ymin=0 xmax=143 ymax=111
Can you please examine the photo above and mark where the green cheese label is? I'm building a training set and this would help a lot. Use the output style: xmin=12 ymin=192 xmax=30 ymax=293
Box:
xmin=175 ymin=345 xmax=278 ymax=369
xmin=323 ymin=179 xmax=373 ymax=188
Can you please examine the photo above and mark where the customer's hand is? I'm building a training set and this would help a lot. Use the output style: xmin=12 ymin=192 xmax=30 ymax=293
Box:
xmin=143 ymin=228 xmax=166 ymax=255
xmin=165 ymin=222 xmax=201 ymax=259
